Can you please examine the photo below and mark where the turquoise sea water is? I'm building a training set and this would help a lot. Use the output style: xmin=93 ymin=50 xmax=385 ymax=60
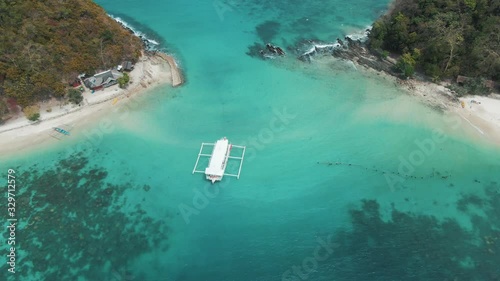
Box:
xmin=2 ymin=0 xmax=500 ymax=280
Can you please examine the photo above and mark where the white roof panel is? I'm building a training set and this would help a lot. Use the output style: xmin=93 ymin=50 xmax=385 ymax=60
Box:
xmin=205 ymin=138 xmax=229 ymax=176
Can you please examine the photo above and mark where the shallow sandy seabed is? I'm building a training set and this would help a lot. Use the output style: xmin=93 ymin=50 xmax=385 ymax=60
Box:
xmin=1 ymin=53 xmax=500 ymax=159
xmin=355 ymin=63 xmax=500 ymax=148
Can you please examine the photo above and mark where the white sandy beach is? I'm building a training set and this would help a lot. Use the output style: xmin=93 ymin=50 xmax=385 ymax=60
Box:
xmin=399 ymin=79 xmax=500 ymax=146
xmin=351 ymin=59 xmax=500 ymax=147
xmin=454 ymin=94 xmax=500 ymax=143
xmin=0 ymin=53 xmax=175 ymax=158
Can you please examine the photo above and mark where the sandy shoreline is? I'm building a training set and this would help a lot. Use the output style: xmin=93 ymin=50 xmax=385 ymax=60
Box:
xmin=1 ymin=50 xmax=499 ymax=159
xmin=325 ymin=33 xmax=500 ymax=146
xmin=0 ymin=53 xmax=177 ymax=158
xmin=357 ymin=64 xmax=500 ymax=146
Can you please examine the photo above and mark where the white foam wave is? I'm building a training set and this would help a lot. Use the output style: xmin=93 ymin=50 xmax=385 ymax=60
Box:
xmin=345 ymin=25 xmax=372 ymax=42
xmin=314 ymin=43 xmax=341 ymax=49
xmin=300 ymin=42 xmax=342 ymax=58
xmin=303 ymin=46 xmax=316 ymax=56
xmin=108 ymin=14 xmax=160 ymax=50
xmin=148 ymin=39 xmax=160 ymax=45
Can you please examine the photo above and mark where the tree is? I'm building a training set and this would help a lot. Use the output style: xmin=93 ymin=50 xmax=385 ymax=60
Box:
xmin=0 ymin=99 xmax=8 ymax=122
xmin=117 ymin=73 xmax=130 ymax=88
xmin=67 ymin=88 xmax=83 ymax=105
xmin=3 ymin=76 xmax=35 ymax=107
xmin=367 ymin=0 xmax=497 ymax=80
xmin=465 ymin=78 xmax=490 ymax=96
xmin=369 ymin=20 xmax=387 ymax=50
xmin=387 ymin=12 xmax=411 ymax=51
xmin=429 ymin=14 xmax=464 ymax=73
xmin=470 ymin=16 xmax=500 ymax=80
xmin=0 ymin=0 xmax=143 ymax=108
xmin=396 ymin=49 xmax=419 ymax=78
xmin=463 ymin=0 xmax=476 ymax=10
xmin=23 ymin=105 xmax=40 ymax=121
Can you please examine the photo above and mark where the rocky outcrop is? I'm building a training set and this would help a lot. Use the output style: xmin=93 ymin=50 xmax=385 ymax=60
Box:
xmin=297 ymin=40 xmax=343 ymax=62
xmin=295 ymin=35 xmax=397 ymax=76
xmin=332 ymin=37 xmax=396 ymax=75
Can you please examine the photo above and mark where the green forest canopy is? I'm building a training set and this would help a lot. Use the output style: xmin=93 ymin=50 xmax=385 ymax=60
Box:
xmin=369 ymin=0 xmax=499 ymax=81
xmin=0 ymin=0 xmax=143 ymax=107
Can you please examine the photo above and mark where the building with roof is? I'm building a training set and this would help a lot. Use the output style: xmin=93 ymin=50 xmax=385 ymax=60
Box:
xmin=121 ymin=61 xmax=134 ymax=72
xmin=83 ymin=70 xmax=123 ymax=90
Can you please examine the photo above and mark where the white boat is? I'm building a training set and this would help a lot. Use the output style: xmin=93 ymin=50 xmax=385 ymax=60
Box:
xmin=192 ymin=137 xmax=246 ymax=183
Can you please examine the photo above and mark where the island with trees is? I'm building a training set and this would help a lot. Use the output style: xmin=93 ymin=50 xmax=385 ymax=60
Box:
xmin=333 ymin=0 xmax=500 ymax=97
xmin=0 ymin=0 xmax=143 ymax=122
xmin=367 ymin=0 xmax=499 ymax=91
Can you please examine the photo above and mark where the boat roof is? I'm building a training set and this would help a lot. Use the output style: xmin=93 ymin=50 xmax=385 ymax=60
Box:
xmin=205 ymin=138 xmax=229 ymax=176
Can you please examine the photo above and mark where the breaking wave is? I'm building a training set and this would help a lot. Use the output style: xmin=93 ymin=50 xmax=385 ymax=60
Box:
xmin=108 ymin=14 xmax=160 ymax=51
xmin=344 ymin=25 xmax=372 ymax=42
xmin=297 ymin=26 xmax=372 ymax=61
xmin=298 ymin=41 xmax=343 ymax=62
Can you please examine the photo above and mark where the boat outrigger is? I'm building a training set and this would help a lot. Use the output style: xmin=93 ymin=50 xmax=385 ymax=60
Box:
xmin=54 ymin=127 xmax=70 ymax=135
xmin=192 ymin=137 xmax=246 ymax=183
xmin=49 ymin=124 xmax=74 ymax=140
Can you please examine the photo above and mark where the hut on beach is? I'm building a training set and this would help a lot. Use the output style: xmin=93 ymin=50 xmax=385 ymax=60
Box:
xmin=121 ymin=61 xmax=134 ymax=72
xmin=83 ymin=70 xmax=123 ymax=90
xmin=456 ymin=75 xmax=469 ymax=85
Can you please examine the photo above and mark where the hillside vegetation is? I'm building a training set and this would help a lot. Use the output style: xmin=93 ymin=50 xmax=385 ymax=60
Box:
xmin=368 ymin=0 xmax=499 ymax=81
xmin=0 ymin=0 xmax=142 ymax=109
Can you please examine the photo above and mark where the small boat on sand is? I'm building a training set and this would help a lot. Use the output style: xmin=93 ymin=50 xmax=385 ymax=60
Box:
xmin=49 ymin=124 xmax=74 ymax=140
xmin=54 ymin=127 xmax=71 ymax=135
